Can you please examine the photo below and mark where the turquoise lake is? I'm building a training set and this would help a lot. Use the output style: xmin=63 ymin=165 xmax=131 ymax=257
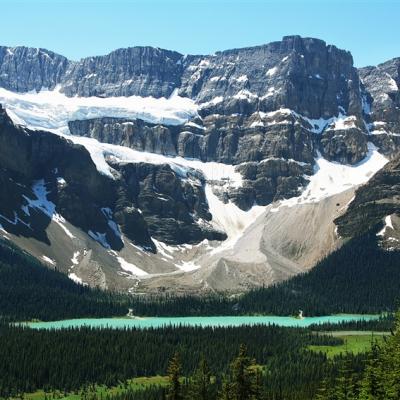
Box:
xmin=24 ymin=314 xmax=380 ymax=330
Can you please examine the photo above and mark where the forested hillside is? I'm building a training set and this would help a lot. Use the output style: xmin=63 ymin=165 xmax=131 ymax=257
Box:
xmin=119 ymin=231 xmax=400 ymax=317
xmin=238 ymin=231 xmax=400 ymax=315
xmin=0 ymin=239 xmax=131 ymax=321
xmin=0 ymin=322 xmax=357 ymax=400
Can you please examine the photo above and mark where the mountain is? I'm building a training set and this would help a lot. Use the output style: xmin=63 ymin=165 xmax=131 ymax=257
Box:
xmin=0 ymin=35 xmax=399 ymax=294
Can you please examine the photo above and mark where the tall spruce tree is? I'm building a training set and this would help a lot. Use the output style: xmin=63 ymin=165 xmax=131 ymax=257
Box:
xmin=332 ymin=353 xmax=357 ymax=400
xmin=358 ymin=342 xmax=385 ymax=400
xmin=220 ymin=344 xmax=263 ymax=400
xmin=166 ymin=352 xmax=183 ymax=400
xmin=188 ymin=355 xmax=214 ymax=400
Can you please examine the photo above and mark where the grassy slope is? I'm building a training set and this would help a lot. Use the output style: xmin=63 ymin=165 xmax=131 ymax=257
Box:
xmin=13 ymin=376 xmax=169 ymax=400
xmin=308 ymin=332 xmax=388 ymax=358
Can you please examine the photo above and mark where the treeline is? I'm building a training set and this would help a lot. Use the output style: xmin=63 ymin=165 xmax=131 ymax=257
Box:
xmin=0 ymin=323 xmax=346 ymax=399
xmin=309 ymin=315 xmax=395 ymax=332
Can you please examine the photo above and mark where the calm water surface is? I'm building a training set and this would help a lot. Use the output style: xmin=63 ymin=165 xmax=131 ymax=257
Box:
xmin=25 ymin=314 xmax=380 ymax=330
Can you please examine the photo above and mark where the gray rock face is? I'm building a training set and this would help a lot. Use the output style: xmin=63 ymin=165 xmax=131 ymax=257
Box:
xmin=67 ymin=114 xmax=316 ymax=210
xmin=68 ymin=117 xmax=182 ymax=156
xmin=1 ymin=36 xmax=386 ymax=168
xmin=62 ymin=47 xmax=183 ymax=98
xmin=68 ymin=112 xmax=318 ymax=165
xmin=0 ymin=46 xmax=68 ymax=92
xmin=181 ymin=36 xmax=362 ymax=120
xmin=112 ymin=161 xmax=226 ymax=245
xmin=2 ymin=37 xmax=400 ymax=292
xmin=359 ymin=58 xmax=400 ymax=136
xmin=319 ymin=127 xmax=368 ymax=164
xmin=230 ymin=159 xmax=312 ymax=210
xmin=1 ymin=36 xmax=400 ymax=219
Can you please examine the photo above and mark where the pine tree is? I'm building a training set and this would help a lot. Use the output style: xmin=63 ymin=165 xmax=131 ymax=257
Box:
xmin=224 ymin=344 xmax=262 ymax=400
xmin=315 ymin=379 xmax=335 ymax=400
xmin=218 ymin=377 xmax=232 ymax=400
xmin=188 ymin=355 xmax=214 ymax=400
xmin=166 ymin=352 xmax=183 ymax=400
xmin=358 ymin=341 xmax=385 ymax=400
xmin=333 ymin=353 xmax=356 ymax=400
xmin=250 ymin=367 xmax=264 ymax=400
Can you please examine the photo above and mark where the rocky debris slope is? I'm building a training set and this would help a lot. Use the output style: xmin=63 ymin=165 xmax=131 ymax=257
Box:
xmin=135 ymin=189 xmax=355 ymax=294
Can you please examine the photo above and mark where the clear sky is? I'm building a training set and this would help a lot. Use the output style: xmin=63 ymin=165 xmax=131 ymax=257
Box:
xmin=0 ymin=0 xmax=399 ymax=67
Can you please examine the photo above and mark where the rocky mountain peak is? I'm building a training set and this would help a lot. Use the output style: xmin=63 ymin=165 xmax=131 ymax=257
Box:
xmin=0 ymin=36 xmax=399 ymax=292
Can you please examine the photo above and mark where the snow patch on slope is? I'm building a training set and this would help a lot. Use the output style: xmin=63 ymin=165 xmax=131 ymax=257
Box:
xmin=175 ymin=260 xmax=201 ymax=272
xmin=42 ymin=255 xmax=56 ymax=265
xmin=205 ymin=185 xmax=264 ymax=253
xmin=63 ymin=134 xmax=244 ymax=184
xmin=266 ymin=66 xmax=278 ymax=77
xmin=377 ymin=215 xmax=394 ymax=237
xmin=68 ymin=273 xmax=86 ymax=285
xmin=271 ymin=143 xmax=388 ymax=211
xmin=23 ymin=179 xmax=75 ymax=238
xmin=88 ymin=230 xmax=111 ymax=249
xmin=117 ymin=256 xmax=148 ymax=276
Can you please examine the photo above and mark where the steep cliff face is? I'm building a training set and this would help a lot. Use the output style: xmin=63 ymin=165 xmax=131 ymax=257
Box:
xmin=359 ymin=58 xmax=400 ymax=155
xmin=180 ymin=36 xmax=362 ymax=119
xmin=0 ymin=107 xmax=223 ymax=253
xmin=0 ymin=37 xmax=361 ymax=120
xmin=62 ymin=47 xmax=183 ymax=98
xmin=0 ymin=46 xmax=68 ymax=92
xmin=67 ymin=114 xmax=314 ymax=211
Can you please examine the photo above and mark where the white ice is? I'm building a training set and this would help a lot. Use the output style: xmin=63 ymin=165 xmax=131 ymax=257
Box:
xmin=266 ymin=66 xmax=278 ymax=77
xmin=271 ymin=143 xmax=388 ymax=211
xmin=68 ymin=273 xmax=87 ymax=285
xmin=0 ymin=87 xmax=199 ymax=133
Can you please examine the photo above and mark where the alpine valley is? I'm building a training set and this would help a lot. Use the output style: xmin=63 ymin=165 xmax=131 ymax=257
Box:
xmin=0 ymin=35 xmax=399 ymax=295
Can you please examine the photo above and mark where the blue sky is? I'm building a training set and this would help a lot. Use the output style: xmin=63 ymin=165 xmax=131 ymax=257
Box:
xmin=1 ymin=0 xmax=399 ymax=67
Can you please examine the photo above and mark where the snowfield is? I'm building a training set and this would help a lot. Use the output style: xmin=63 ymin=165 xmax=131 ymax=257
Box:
xmin=0 ymin=87 xmax=198 ymax=131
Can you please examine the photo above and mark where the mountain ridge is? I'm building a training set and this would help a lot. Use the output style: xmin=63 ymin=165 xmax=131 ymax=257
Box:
xmin=0 ymin=35 xmax=399 ymax=293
